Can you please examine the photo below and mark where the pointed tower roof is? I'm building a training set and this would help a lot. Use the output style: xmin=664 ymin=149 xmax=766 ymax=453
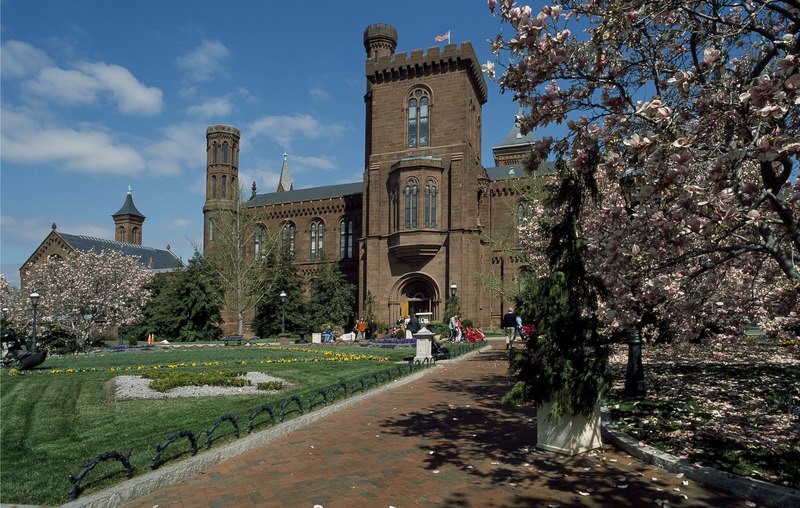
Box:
xmin=277 ymin=152 xmax=294 ymax=192
xmin=112 ymin=186 xmax=145 ymax=218
xmin=495 ymin=106 xmax=537 ymax=149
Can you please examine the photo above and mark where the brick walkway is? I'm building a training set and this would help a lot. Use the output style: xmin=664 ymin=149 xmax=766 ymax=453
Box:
xmin=121 ymin=344 xmax=746 ymax=508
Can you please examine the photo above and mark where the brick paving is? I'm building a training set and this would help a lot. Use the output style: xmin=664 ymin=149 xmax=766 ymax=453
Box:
xmin=121 ymin=344 xmax=747 ymax=508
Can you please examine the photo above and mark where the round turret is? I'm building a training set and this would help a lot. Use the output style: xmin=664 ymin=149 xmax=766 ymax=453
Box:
xmin=364 ymin=23 xmax=397 ymax=61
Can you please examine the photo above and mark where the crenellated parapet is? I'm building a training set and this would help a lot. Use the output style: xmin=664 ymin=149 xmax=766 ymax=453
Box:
xmin=366 ymin=42 xmax=488 ymax=105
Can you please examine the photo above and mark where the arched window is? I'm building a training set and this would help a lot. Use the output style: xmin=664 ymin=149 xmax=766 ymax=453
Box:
xmin=209 ymin=218 xmax=215 ymax=241
xmin=339 ymin=218 xmax=355 ymax=259
xmin=212 ymin=143 xmax=217 ymax=163
xmin=310 ymin=220 xmax=324 ymax=261
xmin=407 ymin=89 xmax=430 ymax=148
xmin=254 ymin=226 xmax=265 ymax=258
xmin=221 ymin=175 xmax=227 ymax=198
xmin=404 ymin=185 xmax=411 ymax=229
xmin=390 ymin=190 xmax=399 ymax=232
xmin=117 ymin=227 xmax=125 ymax=243
xmin=517 ymin=202 xmax=532 ymax=245
xmin=424 ymin=181 xmax=437 ymax=227
xmin=131 ymin=227 xmax=139 ymax=244
xmin=222 ymin=142 xmax=229 ymax=163
xmin=282 ymin=222 xmax=295 ymax=255
xmin=211 ymin=175 xmax=217 ymax=198
xmin=411 ymin=185 xmax=418 ymax=228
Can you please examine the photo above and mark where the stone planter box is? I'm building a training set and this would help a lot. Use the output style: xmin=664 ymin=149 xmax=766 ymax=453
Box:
xmin=312 ymin=332 xmax=322 ymax=344
xmin=537 ymin=400 xmax=601 ymax=455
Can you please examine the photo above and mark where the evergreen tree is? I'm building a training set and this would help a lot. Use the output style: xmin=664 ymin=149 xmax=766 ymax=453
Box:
xmin=309 ymin=254 xmax=355 ymax=331
xmin=505 ymin=158 xmax=610 ymax=419
xmin=252 ymin=243 xmax=307 ymax=336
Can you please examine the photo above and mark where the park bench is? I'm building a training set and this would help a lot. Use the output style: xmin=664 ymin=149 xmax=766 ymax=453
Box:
xmin=221 ymin=335 xmax=244 ymax=346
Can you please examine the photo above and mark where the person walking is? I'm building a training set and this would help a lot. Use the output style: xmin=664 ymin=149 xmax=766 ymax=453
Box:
xmin=356 ymin=318 xmax=367 ymax=341
xmin=501 ymin=308 xmax=517 ymax=350
xmin=449 ymin=314 xmax=459 ymax=342
xmin=408 ymin=314 xmax=421 ymax=336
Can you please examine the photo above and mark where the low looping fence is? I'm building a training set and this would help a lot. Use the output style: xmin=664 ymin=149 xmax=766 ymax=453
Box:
xmin=67 ymin=341 xmax=485 ymax=500
xmin=68 ymin=448 xmax=133 ymax=500
xmin=203 ymin=414 xmax=240 ymax=449
xmin=151 ymin=430 xmax=198 ymax=470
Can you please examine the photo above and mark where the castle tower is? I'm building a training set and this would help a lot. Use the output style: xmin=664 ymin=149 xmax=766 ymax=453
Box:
xmin=277 ymin=152 xmax=293 ymax=192
xmin=203 ymin=124 xmax=241 ymax=248
xmin=360 ymin=23 xmax=490 ymax=325
xmin=112 ymin=186 xmax=145 ymax=245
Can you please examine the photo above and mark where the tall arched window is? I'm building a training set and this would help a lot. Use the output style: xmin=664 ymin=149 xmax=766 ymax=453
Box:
xmin=390 ymin=190 xmax=399 ymax=232
xmin=222 ymin=142 xmax=229 ymax=163
xmin=411 ymin=185 xmax=418 ymax=228
xmin=118 ymin=227 xmax=125 ymax=243
xmin=131 ymin=227 xmax=139 ymax=244
xmin=407 ymin=89 xmax=430 ymax=148
xmin=211 ymin=175 xmax=217 ymax=198
xmin=254 ymin=226 xmax=265 ymax=258
xmin=209 ymin=218 xmax=215 ymax=241
xmin=404 ymin=185 xmax=411 ymax=229
xmin=212 ymin=143 xmax=217 ymax=163
xmin=310 ymin=220 xmax=324 ymax=261
xmin=517 ymin=202 xmax=532 ymax=245
xmin=339 ymin=218 xmax=355 ymax=259
xmin=424 ymin=181 xmax=437 ymax=227
xmin=282 ymin=222 xmax=295 ymax=255
xmin=221 ymin=175 xmax=227 ymax=198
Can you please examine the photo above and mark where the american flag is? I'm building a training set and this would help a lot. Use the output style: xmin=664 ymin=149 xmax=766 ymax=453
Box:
xmin=434 ymin=30 xmax=450 ymax=43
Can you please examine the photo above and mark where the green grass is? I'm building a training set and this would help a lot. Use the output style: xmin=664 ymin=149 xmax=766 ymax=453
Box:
xmin=0 ymin=344 xmax=414 ymax=505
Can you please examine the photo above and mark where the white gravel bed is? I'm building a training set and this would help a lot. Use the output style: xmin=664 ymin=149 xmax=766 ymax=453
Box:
xmin=111 ymin=372 xmax=286 ymax=401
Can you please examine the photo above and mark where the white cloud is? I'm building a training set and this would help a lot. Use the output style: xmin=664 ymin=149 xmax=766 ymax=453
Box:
xmin=165 ymin=218 xmax=192 ymax=230
xmin=0 ymin=216 xmax=110 ymax=243
xmin=309 ymin=85 xmax=331 ymax=101
xmin=187 ymin=96 xmax=233 ymax=118
xmin=239 ymin=168 xmax=280 ymax=196
xmin=291 ymin=154 xmax=338 ymax=172
xmin=247 ymin=113 xmax=345 ymax=148
xmin=1 ymin=40 xmax=53 ymax=79
xmin=176 ymin=40 xmax=229 ymax=82
xmin=144 ymin=122 xmax=207 ymax=176
xmin=0 ymin=109 xmax=146 ymax=174
xmin=23 ymin=61 xmax=163 ymax=115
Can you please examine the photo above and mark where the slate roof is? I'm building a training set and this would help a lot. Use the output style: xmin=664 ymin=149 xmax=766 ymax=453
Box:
xmin=485 ymin=160 xmax=556 ymax=181
xmin=247 ymin=182 xmax=363 ymax=207
xmin=112 ymin=191 xmax=145 ymax=218
xmin=58 ymin=232 xmax=183 ymax=271
xmin=495 ymin=120 xmax=538 ymax=149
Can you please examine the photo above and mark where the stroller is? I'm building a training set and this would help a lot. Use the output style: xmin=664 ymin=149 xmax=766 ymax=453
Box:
xmin=462 ymin=326 xmax=485 ymax=344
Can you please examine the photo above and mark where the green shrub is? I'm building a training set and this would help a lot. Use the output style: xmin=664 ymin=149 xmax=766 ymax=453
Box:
xmin=141 ymin=370 xmax=248 ymax=392
xmin=428 ymin=321 xmax=449 ymax=336
xmin=461 ymin=319 xmax=473 ymax=328
xmin=256 ymin=381 xmax=284 ymax=391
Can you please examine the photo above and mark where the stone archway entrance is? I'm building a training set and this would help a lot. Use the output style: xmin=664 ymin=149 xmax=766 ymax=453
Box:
xmin=393 ymin=276 xmax=441 ymax=323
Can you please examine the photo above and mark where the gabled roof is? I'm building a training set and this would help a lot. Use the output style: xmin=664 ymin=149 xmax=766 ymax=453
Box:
xmin=495 ymin=120 xmax=538 ymax=149
xmin=57 ymin=232 xmax=182 ymax=271
xmin=247 ymin=182 xmax=363 ymax=207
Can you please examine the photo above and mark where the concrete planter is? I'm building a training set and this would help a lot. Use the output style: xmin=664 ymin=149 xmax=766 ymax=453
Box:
xmin=536 ymin=400 xmax=602 ymax=455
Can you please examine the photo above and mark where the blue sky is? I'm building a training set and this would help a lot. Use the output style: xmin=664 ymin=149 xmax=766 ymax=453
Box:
xmin=1 ymin=0 xmax=523 ymax=287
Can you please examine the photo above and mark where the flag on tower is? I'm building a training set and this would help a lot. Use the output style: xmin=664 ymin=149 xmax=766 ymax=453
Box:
xmin=434 ymin=30 xmax=450 ymax=43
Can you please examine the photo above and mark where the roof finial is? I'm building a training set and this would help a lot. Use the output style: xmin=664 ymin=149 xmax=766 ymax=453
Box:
xmin=127 ymin=185 xmax=132 ymax=195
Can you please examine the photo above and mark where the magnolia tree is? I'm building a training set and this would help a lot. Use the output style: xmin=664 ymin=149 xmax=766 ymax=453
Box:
xmin=17 ymin=250 xmax=153 ymax=345
xmin=488 ymin=0 xmax=799 ymax=342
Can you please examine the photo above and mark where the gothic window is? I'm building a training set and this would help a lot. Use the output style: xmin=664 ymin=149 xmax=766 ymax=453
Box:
xmin=222 ymin=142 xmax=229 ymax=163
xmin=517 ymin=202 xmax=532 ymax=245
xmin=212 ymin=143 xmax=217 ymax=163
xmin=211 ymin=175 xmax=217 ymax=198
xmin=310 ymin=220 xmax=324 ymax=261
xmin=404 ymin=182 xmax=419 ymax=229
xmin=118 ymin=227 xmax=125 ymax=243
xmin=339 ymin=218 xmax=355 ymax=259
xmin=254 ymin=226 xmax=265 ymax=258
xmin=424 ymin=181 xmax=437 ymax=227
xmin=221 ymin=175 xmax=227 ymax=198
xmin=390 ymin=190 xmax=399 ymax=232
xmin=131 ymin=227 xmax=139 ymax=244
xmin=209 ymin=218 xmax=215 ymax=241
xmin=282 ymin=222 xmax=295 ymax=255
xmin=407 ymin=89 xmax=430 ymax=148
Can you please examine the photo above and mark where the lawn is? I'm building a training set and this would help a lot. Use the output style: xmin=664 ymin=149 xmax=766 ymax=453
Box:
xmin=0 ymin=343 xmax=419 ymax=506
xmin=605 ymin=340 xmax=800 ymax=490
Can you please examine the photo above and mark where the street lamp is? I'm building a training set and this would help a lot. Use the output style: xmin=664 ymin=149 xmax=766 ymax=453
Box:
xmin=29 ymin=292 xmax=40 ymax=352
xmin=450 ymin=283 xmax=458 ymax=299
xmin=279 ymin=290 xmax=287 ymax=334
xmin=620 ymin=166 xmax=647 ymax=396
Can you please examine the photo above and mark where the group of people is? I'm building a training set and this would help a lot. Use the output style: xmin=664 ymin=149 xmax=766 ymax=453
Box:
xmin=354 ymin=318 xmax=378 ymax=341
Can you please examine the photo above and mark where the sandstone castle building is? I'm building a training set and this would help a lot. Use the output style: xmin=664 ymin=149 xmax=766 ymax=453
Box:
xmin=204 ymin=24 xmax=544 ymax=332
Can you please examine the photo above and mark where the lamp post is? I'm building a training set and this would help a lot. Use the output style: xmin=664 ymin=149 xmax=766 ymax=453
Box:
xmin=29 ymin=292 xmax=40 ymax=352
xmin=620 ymin=166 xmax=647 ymax=396
xmin=279 ymin=290 xmax=287 ymax=334
xmin=448 ymin=282 xmax=458 ymax=325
